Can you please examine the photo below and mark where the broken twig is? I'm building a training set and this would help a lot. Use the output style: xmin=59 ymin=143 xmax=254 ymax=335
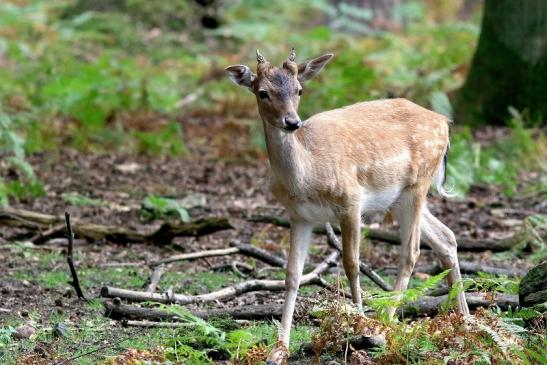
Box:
xmin=102 ymin=251 xmax=339 ymax=304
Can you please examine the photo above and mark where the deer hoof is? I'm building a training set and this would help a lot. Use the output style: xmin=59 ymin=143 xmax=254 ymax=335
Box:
xmin=266 ymin=341 xmax=289 ymax=365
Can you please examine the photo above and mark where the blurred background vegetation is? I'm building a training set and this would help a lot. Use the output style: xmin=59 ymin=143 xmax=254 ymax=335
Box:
xmin=0 ymin=0 xmax=545 ymax=205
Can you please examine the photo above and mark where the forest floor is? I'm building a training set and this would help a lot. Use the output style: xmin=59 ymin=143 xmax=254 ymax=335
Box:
xmin=1 ymin=120 xmax=545 ymax=364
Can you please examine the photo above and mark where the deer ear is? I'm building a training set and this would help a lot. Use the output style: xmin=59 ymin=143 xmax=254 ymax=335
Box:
xmin=297 ymin=54 xmax=334 ymax=83
xmin=225 ymin=65 xmax=256 ymax=89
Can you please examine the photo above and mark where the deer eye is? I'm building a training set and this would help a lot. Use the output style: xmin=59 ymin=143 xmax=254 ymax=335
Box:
xmin=298 ymin=88 xmax=302 ymax=96
xmin=258 ymin=90 xmax=269 ymax=100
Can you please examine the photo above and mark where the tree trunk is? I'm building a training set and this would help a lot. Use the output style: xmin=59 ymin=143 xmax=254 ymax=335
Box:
xmin=456 ymin=0 xmax=547 ymax=125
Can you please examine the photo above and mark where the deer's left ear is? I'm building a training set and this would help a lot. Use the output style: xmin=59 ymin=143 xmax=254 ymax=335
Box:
xmin=297 ymin=54 xmax=334 ymax=83
xmin=225 ymin=65 xmax=256 ymax=89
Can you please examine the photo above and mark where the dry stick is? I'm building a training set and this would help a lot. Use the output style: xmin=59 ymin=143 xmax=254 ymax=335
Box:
xmin=0 ymin=207 xmax=233 ymax=244
xmin=146 ymin=264 xmax=166 ymax=293
xmin=150 ymin=247 xmax=240 ymax=266
xmin=250 ymin=215 xmax=514 ymax=252
xmin=65 ymin=212 xmax=86 ymax=300
xmin=324 ymin=223 xmax=393 ymax=292
xmin=123 ymin=320 xmax=186 ymax=328
xmin=150 ymin=242 xmax=286 ymax=268
xmin=101 ymin=251 xmax=339 ymax=304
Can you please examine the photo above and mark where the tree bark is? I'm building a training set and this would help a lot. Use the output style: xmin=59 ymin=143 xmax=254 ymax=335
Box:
xmin=456 ymin=0 xmax=547 ymax=125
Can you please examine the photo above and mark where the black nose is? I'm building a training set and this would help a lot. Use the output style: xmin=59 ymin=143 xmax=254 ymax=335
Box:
xmin=284 ymin=117 xmax=301 ymax=131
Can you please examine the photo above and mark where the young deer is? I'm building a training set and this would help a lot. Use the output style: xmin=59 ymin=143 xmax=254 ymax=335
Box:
xmin=226 ymin=49 xmax=470 ymax=364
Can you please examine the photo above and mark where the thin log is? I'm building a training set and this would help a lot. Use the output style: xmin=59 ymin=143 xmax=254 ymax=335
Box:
xmin=104 ymin=300 xmax=284 ymax=321
xmin=325 ymin=223 xmax=392 ymax=291
xmin=296 ymin=334 xmax=386 ymax=358
xmin=0 ymin=207 xmax=232 ymax=244
xmin=250 ymin=215 xmax=514 ymax=252
xmin=400 ymin=292 xmax=518 ymax=317
xmin=416 ymin=262 xmax=528 ymax=277
xmin=123 ymin=320 xmax=185 ymax=328
xmin=380 ymin=262 xmax=528 ymax=278
xmin=101 ymin=251 xmax=339 ymax=304
xmin=146 ymin=264 xmax=166 ymax=293
xmin=104 ymin=291 xmax=518 ymax=325
xmin=65 ymin=212 xmax=86 ymax=300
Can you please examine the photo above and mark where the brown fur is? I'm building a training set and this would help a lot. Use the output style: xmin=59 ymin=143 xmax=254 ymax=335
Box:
xmin=225 ymin=52 xmax=469 ymax=365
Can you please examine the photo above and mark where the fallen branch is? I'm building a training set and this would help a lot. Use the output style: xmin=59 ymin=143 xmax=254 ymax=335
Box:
xmin=400 ymin=292 xmax=518 ymax=317
xmin=146 ymin=264 xmax=166 ymax=293
xmin=230 ymin=241 xmax=286 ymax=268
xmin=122 ymin=320 xmax=186 ymax=328
xmin=65 ymin=212 xmax=86 ymax=300
xmin=380 ymin=261 xmax=528 ymax=278
xmin=104 ymin=291 xmax=518 ymax=325
xmin=104 ymin=300 xmax=284 ymax=321
xmin=0 ymin=207 xmax=232 ymax=244
xmin=442 ymin=261 xmax=527 ymax=277
xmin=150 ymin=242 xmax=286 ymax=268
xmin=325 ymin=223 xmax=392 ymax=291
xmin=29 ymin=223 xmax=66 ymax=244
xmin=150 ymin=247 xmax=240 ymax=266
xmin=296 ymin=334 xmax=386 ymax=359
xmin=250 ymin=215 xmax=514 ymax=252
xmin=101 ymin=251 xmax=339 ymax=304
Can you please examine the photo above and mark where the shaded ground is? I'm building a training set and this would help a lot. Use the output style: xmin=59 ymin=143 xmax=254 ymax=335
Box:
xmin=1 ymin=121 xmax=544 ymax=363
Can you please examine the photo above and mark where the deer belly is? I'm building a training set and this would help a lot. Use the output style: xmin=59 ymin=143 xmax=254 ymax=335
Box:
xmin=360 ymin=186 xmax=402 ymax=213
xmin=291 ymin=201 xmax=337 ymax=224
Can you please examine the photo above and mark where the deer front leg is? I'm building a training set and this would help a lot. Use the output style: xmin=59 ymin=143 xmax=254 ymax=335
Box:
xmin=266 ymin=220 xmax=313 ymax=365
xmin=340 ymin=208 xmax=363 ymax=311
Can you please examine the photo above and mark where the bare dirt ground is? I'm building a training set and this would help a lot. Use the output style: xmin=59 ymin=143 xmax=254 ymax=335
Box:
xmin=1 ymin=120 xmax=544 ymax=363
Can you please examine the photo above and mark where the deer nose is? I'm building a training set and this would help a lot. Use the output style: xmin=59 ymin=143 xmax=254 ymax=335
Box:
xmin=283 ymin=117 xmax=302 ymax=131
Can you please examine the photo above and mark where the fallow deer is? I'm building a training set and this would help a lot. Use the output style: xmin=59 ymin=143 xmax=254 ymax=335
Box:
xmin=225 ymin=49 xmax=470 ymax=365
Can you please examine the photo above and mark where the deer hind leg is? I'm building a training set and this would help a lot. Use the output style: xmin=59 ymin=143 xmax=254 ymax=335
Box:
xmin=340 ymin=207 xmax=363 ymax=311
xmin=267 ymin=219 xmax=313 ymax=365
xmin=388 ymin=187 xmax=427 ymax=319
xmin=421 ymin=206 xmax=470 ymax=316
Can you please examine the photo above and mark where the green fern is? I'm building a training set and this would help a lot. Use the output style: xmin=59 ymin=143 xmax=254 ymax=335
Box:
xmin=366 ymin=270 xmax=450 ymax=322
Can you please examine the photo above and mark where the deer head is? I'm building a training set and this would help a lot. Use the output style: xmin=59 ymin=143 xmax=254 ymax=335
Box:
xmin=225 ymin=49 xmax=333 ymax=131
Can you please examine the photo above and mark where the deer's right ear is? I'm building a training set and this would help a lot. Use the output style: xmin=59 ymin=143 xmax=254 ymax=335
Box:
xmin=225 ymin=65 xmax=256 ymax=89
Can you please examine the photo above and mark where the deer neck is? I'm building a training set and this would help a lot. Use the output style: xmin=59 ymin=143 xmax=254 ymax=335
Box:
xmin=262 ymin=120 xmax=311 ymax=192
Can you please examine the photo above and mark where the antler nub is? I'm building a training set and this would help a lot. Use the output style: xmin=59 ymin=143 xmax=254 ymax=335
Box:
xmin=256 ymin=49 xmax=266 ymax=64
xmin=288 ymin=48 xmax=296 ymax=62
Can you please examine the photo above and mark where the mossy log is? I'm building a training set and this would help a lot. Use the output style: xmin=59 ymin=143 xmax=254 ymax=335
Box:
xmin=0 ymin=207 xmax=232 ymax=244
xmin=519 ymin=262 xmax=547 ymax=308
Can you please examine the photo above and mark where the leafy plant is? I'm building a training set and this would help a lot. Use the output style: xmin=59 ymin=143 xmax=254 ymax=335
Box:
xmin=365 ymin=270 xmax=451 ymax=322
xmin=0 ymin=107 xmax=43 ymax=206
xmin=141 ymin=195 xmax=192 ymax=222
